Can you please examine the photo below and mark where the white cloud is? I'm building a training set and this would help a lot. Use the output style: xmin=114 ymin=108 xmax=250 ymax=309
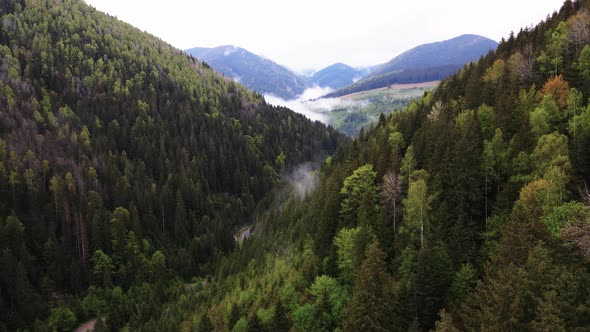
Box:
xmin=264 ymin=93 xmax=327 ymax=123
xmin=286 ymin=162 xmax=319 ymax=199
xmin=264 ymin=86 xmax=363 ymax=124
xmin=84 ymin=0 xmax=564 ymax=72
xmin=223 ymin=45 xmax=237 ymax=56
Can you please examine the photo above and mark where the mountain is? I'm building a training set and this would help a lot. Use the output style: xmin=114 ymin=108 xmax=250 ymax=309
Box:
xmin=325 ymin=34 xmax=498 ymax=98
xmin=0 ymin=0 xmax=346 ymax=330
xmin=307 ymin=63 xmax=370 ymax=89
xmin=191 ymin=1 xmax=590 ymax=331
xmin=4 ymin=0 xmax=590 ymax=330
xmin=324 ymin=64 xmax=459 ymax=97
xmin=371 ymin=34 xmax=498 ymax=75
xmin=186 ymin=45 xmax=309 ymax=99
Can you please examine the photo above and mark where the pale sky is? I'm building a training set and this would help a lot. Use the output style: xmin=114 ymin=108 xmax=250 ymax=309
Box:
xmin=83 ymin=0 xmax=565 ymax=73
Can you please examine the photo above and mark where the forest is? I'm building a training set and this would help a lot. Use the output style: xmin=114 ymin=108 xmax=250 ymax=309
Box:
xmin=324 ymin=64 xmax=463 ymax=98
xmin=0 ymin=0 xmax=345 ymax=330
xmin=1 ymin=0 xmax=590 ymax=331
xmin=190 ymin=0 xmax=590 ymax=331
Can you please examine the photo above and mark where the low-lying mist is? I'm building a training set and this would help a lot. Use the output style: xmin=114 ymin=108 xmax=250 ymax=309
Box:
xmin=264 ymin=86 xmax=363 ymax=125
xmin=285 ymin=162 xmax=320 ymax=200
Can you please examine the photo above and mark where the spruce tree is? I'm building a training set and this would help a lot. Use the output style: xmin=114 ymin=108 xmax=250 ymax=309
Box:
xmin=344 ymin=241 xmax=393 ymax=332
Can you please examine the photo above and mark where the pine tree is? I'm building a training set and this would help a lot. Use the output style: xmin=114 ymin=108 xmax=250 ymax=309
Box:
xmin=434 ymin=309 xmax=459 ymax=332
xmin=531 ymin=291 xmax=566 ymax=332
xmin=273 ymin=300 xmax=291 ymax=332
xmin=344 ymin=241 xmax=393 ymax=332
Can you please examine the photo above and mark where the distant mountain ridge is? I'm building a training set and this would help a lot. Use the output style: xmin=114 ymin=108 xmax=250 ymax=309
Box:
xmin=325 ymin=34 xmax=498 ymax=98
xmin=306 ymin=63 xmax=370 ymax=90
xmin=186 ymin=45 xmax=308 ymax=99
xmin=371 ymin=34 xmax=498 ymax=75
xmin=187 ymin=35 xmax=498 ymax=100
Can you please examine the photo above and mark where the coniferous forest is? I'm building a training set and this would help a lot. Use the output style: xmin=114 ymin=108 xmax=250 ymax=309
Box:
xmin=2 ymin=0 xmax=590 ymax=331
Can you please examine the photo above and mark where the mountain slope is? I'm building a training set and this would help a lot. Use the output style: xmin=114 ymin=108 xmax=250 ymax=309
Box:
xmin=186 ymin=45 xmax=309 ymax=99
xmin=192 ymin=1 xmax=590 ymax=331
xmin=372 ymin=34 xmax=498 ymax=75
xmin=307 ymin=63 xmax=369 ymax=89
xmin=325 ymin=34 xmax=498 ymax=98
xmin=0 ymin=0 xmax=345 ymax=329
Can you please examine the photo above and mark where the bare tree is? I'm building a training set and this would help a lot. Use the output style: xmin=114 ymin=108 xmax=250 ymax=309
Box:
xmin=516 ymin=44 xmax=536 ymax=84
xmin=566 ymin=10 xmax=590 ymax=51
xmin=562 ymin=220 xmax=590 ymax=262
xmin=580 ymin=183 xmax=590 ymax=205
xmin=381 ymin=170 xmax=401 ymax=234
xmin=562 ymin=183 xmax=590 ymax=262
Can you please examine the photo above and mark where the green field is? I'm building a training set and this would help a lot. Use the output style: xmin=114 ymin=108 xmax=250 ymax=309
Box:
xmin=321 ymin=81 xmax=438 ymax=136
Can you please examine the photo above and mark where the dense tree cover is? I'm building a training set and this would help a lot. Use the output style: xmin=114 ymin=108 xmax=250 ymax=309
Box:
xmin=324 ymin=65 xmax=462 ymax=98
xmin=188 ymin=1 xmax=590 ymax=331
xmin=185 ymin=46 xmax=309 ymax=100
xmin=0 ymin=0 xmax=346 ymax=330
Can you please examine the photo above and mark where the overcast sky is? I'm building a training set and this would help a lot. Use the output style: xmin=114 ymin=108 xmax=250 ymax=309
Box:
xmin=83 ymin=0 xmax=565 ymax=73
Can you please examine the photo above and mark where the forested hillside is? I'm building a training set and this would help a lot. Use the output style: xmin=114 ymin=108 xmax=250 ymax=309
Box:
xmin=0 ymin=0 xmax=345 ymax=330
xmin=371 ymin=34 xmax=498 ymax=77
xmin=325 ymin=35 xmax=498 ymax=98
xmin=306 ymin=63 xmax=369 ymax=90
xmin=191 ymin=1 xmax=590 ymax=331
xmin=324 ymin=64 xmax=459 ymax=98
xmin=185 ymin=46 xmax=309 ymax=100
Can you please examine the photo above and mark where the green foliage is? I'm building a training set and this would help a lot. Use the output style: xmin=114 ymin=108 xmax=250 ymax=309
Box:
xmin=0 ymin=0 xmax=346 ymax=329
xmin=47 ymin=307 xmax=77 ymax=332
xmin=302 ymin=275 xmax=349 ymax=331
xmin=530 ymin=106 xmax=551 ymax=138
xmin=447 ymin=263 xmax=478 ymax=309
xmin=232 ymin=317 xmax=248 ymax=332
xmin=434 ymin=309 xmax=459 ymax=332
xmin=576 ymin=45 xmax=590 ymax=79
xmin=81 ymin=286 xmax=108 ymax=318
xmin=400 ymin=145 xmax=417 ymax=181
xmin=476 ymin=104 xmax=495 ymax=139
xmin=388 ymin=130 xmax=405 ymax=154
xmin=334 ymin=227 xmax=373 ymax=287
xmin=194 ymin=3 xmax=590 ymax=331
xmin=343 ymin=241 xmax=393 ymax=331
xmin=483 ymin=59 xmax=505 ymax=83
xmin=339 ymin=164 xmax=379 ymax=227
xmin=537 ymin=22 xmax=566 ymax=76
xmin=543 ymin=201 xmax=589 ymax=237
xmin=3 ymin=0 xmax=590 ymax=330
xmin=402 ymin=170 xmax=431 ymax=248
xmin=531 ymin=291 xmax=566 ymax=332
xmin=532 ymin=132 xmax=571 ymax=179
xmin=91 ymin=250 xmax=113 ymax=288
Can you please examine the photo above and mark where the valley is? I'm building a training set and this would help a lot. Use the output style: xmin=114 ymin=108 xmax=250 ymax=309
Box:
xmin=305 ymin=81 xmax=438 ymax=136
xmin=1 ymin=0 xmax=589 ymax=331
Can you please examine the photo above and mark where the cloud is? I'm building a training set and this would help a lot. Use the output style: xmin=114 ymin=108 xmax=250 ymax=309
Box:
xmin=264 ymin=94 xmax=327 ymax=123
xmin=223 ymin=45 xmax=238 ymax=56
xmin=298 ymin=86 xmax=334 ymax=100
xmin=264 ymin=85 xmax=363 ymax=124
xmin=286 ymin=162 xmax=319 ymax=199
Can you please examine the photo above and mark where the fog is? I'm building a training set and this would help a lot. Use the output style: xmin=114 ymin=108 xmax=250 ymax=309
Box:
xmin=264 ymin=86 xmax=365 ymax=124
xmin=286 ymin=162 xmax=319 ymax=200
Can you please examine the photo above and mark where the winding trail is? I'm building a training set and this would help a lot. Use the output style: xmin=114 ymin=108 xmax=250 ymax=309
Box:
xmin=75 ymin=318 xmax=96 ymax=332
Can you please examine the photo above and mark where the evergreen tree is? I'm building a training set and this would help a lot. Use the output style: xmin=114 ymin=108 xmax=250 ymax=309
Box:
xmin=344 ymin=241 xmax=393 ymax=332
